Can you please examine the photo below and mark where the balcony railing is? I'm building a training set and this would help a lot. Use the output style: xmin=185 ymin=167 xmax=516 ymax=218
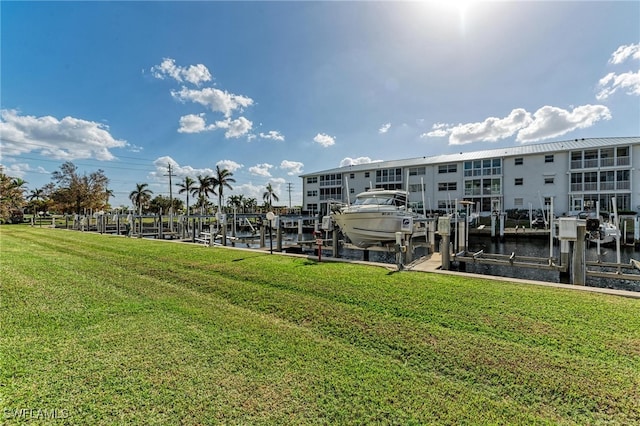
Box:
xmin=600 ymin=158 xmax=614 ymax=167
xmin=584 ymin=183 xmax=598 ymax=191
xmin=617 ymin=180 xmax=630 ymax=190
xmin=584 ymin=159 xmax=599 ymax=168
xmin=617 ymin=156 xmax=630 ymax=166
xmin=600 ymin=182 xmax=615 ymax=191
xmin=571 ymin=156 xmax=630 ymax=169
xmin=570 ymin=181 xmax=630 ymax=192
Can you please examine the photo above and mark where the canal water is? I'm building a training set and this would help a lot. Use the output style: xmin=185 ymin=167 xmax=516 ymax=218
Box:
xmin=200 ymin=230 xmax=640 ymax=293
xmin=453 ymin=236 xmax=639 ymax=292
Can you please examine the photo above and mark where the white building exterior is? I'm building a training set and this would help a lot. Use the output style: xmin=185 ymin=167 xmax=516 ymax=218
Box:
xmin=300 ymin=137 xmax=640 ymax=217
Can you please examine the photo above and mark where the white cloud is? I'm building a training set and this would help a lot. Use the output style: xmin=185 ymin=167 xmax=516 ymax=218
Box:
xmin=422 ymin=129 xmax=449 ymax=138
xmin=151 ymin=156 xmax=214 ymax=180
xmin=378 ymin=123 xmax=391 ymax=134
xmin=0 ymin=109 xmax=127 ymax=161
xmin=448 ymin=108 xmax=533 ymax=145
xmin=280 ymin=160 xmax=304 ymax=175
xmin=0 ymin=162 xmax=42 ymax=178
xmin=216 ymin=159 xmax=243 ymax=172
xmin=313 ymin=133 xmax=335 ymax=147
xmin=515 ymin=105 xmax=611 ymax=143
xmin=231 ymin=182 xmax=263 ymax=201
xmin=596 ymin=70 xmax=640 ymax=100
xmin=151 ymin=58 xmax=212 ymax=86
xmin=421 ymin=123 xmax=451 ymax=138
xmin=171 ymin=86 xmax=253 ymax=118
xmin=596 ymin=43 xmax=640 ymax=100
xmin=177 ymin=114 xmax=214 ymax=133
xmin=339 ymin=157 xmax=382 ymax=167
xmin=177 ymin=115 xmax=252 ymax=138
xmin=608 ymin=43 xmax=640 ymax=64
xmin=249 ymin=163 xmax=273 ymax=177
xmin=421 ymin=105 xmax=610 ymax=145
xmin=214 ymin=117 xmax=253 ymax=138
xmin=259 ymin=130 xmax=285 ymax=141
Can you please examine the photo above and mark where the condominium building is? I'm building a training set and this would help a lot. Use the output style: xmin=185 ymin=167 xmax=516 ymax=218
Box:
xmin=300 ymin=137 xmax=640 ymax=217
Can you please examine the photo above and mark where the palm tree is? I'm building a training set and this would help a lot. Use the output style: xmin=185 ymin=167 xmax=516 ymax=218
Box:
xmin=129 ymin=183 xmax=153 ymax=216
xmin=177 ymin=176 xmax=196 ymax=215
xmin=212 ymin=165 xmax=235 ymax=214
xmin=194 ymin=194 xmax=211 ymax=213
xmin=244 ymin=197 xmax=257 ymax=213
xmin=27 ymin=187 xmax=46 ymax=215
xmin=194 ymin=175 xmax=215 ymax=214
xmin=103 ymin=188 xmax=114 ymax=210
xmin=11 ymin=178 xmax=28 ymax=196
xmin=262 ymin=183 xmax=279 ymax=210
xmin=228 ymin=194 xmax=245 ymax=213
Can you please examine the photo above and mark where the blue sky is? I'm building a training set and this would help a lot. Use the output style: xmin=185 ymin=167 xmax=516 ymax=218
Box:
xmin=1 ymin=1 xmax=639 ymax=208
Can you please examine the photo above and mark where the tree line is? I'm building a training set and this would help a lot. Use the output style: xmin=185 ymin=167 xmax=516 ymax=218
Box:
xmin=1 ymin=162 xmax=284 ymax=223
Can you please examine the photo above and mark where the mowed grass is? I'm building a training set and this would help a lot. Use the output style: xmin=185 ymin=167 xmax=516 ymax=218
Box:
xmin=1 ymin=226 xmax=639 ymax=424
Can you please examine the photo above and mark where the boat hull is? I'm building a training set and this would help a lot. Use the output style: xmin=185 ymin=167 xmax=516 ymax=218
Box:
xmin=331 ymin=211 xmax=417 ymax=248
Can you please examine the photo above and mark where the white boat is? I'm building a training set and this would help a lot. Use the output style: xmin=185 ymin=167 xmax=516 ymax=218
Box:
xmin=588 ymin=221 xmax=620 ymax=245
xmin=329 ymin=189 xmax=425 ymax=248
xmin=578 ymin=210 xmax=620 ymax=246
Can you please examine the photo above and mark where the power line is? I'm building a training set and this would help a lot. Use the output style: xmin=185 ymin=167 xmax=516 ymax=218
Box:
xmin=163 ymin=163 xmax=175 ymax=218
xmin=286 ymin=182 xmax=293 ymax=208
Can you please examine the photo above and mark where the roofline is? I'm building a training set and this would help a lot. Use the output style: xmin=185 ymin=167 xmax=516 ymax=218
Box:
xmin=300 ymin=136 xmax=640 ymax=177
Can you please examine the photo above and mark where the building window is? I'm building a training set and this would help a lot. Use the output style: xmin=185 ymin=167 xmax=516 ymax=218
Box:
xmin=514 ymin=158 xmax=523 ymax=166
xmin=600 ymin=170 xmax=615 ymax=191
xmin=319 ymin=173 xmax=342 ymax=187
xmin=544 ymin=177 xmax=554 ymax=184
xmin=364 ymin=172 xmax=370 ymax=178
xmin=438 ymin=164 xmax=457 ymax=174
xmin=319 ymin=187 xmax=342 ymax=201
xmin=514 ymin=198 xmax=523 ymax=207
xmin=349 ymin=173 xmax=355 ymax=179
xmin=464 ymin=158 xmax=501 ymax=177
xmin=408 ymin=184 xmax=423 ymax=192
xmin=409 ymin=167 xmax=426 ymax=176
xmin=306 ymin=177 xmax=317 ymax=184
xmin=584 ymin=150 xmax=598 ymax=168
xmin=306 ymin=203 xmax=318 ymax=213
xmin=350 ymin=188 xmax=355 ymax=194
xmin=570 ymin=173 xmax=582 ymax=191
xmin=306 ymin=190 xmax=317 ymax=197
xmin=376 ymin=168 xmax=403 ymax=184
xmin=438 ymin=182 xmax=457 ymax=191
xmin=515 ymin=178 xmax=523 ymax=186
xmin=545 ymin=155 xmax=554 ymax=163
xmin=584 ymin=172 xmax=597 ymax=191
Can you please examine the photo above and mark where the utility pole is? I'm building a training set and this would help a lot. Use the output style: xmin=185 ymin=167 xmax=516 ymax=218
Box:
xmin=164 ymin=163 xmax=175 ymax=231
xmin=286 ymin=182 xmax=293 ymax=209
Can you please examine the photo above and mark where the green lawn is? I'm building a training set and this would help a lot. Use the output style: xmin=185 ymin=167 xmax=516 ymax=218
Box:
xmin=1 ymin=226 xmax=639 ymax=424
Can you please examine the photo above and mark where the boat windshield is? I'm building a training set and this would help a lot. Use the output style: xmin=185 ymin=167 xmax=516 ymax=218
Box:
xmin=354 ymin=195 xmax=405 ymax=206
